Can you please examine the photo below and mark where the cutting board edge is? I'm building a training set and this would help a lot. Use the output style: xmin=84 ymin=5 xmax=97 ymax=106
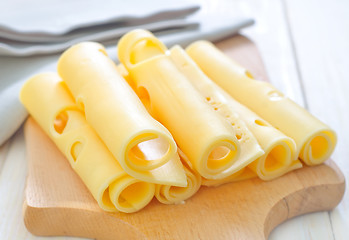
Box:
xmin=23 ymin=170 xmax=345 ymax=240
xmin=22 ymin=200 xmax=148 ymax=240
xmin=264 ymin=177 xmax=345 ymax=238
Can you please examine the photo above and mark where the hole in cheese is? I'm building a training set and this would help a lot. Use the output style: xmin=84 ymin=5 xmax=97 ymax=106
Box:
xmin=245 ymin=70 xmax=254 ymax=79
xmin=255 ymin=119 xmax=268 ymax=127
xmin=54 ymin=111 xmax=68 ymax=134
xmin=118 ymin=182 xmax=151 ymax=209
xmin=236 ymin=133 xmax=242 ymax=140
xmin=264 ymin=145 xmax=287 ymax=172
xmin=310 ymin=135 xmax=329 ymax=160
xmin=70 ymin=141 xmax=83 ymax=162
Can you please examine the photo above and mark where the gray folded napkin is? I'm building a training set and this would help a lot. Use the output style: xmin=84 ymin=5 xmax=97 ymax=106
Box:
xmin=0 ymin=0 xmax=199 ymax=56
xmin=0 ymin=0 xmax=198 ymax=35
xmin=0 ymin=1 xmax=254 ymax=146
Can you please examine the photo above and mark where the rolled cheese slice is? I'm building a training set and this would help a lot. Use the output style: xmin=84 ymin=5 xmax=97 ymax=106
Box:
xmin=20 ymin=73 xmax=155 ymax=213
xmin=155 ymin=149 xmax=201 ymax=204
xmin=118 ymin=65 xmax=202 ymax=204
xmin=170 ymin=45 xmax=302 ymax=181
xmin=186 ymin=41 xmax=337 ymax=166
xmin=118 ymin=29 xmax=241 ymax=180
xmin=170 ymin=45 xmax=264 ymax=174
xmin=226 ymin=96 xmax=302 ymax=180
xmin=57 ymin=42 xmax=186 ymax=186
xmin=118 ymin=66 xmax=202 ymax=204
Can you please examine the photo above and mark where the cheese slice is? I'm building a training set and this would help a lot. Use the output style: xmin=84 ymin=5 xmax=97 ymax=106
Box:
xmin=117 ymin=66 xmax=202 ymax=204
xmin=202 ymin=168 xmax=256 ymax=187
xmin=170 ymin=45 xmax=264 ymax=175
xmin=186 ymin=41 xmax=337 ymax=166
xmin=202 ymin=159 xmax=302 ymax=186
xmin=119 ymin=61 xmax=297 ymax=184
xmin=170 ymin=45 xmax=302 ymax=181
xmin=227 ymin=97 xmax=302 ymax=180
xmin=57 ymin=42 xmax=186 ymax=186
xmin=155 ymin=148 xmax=201 ymax=204
xmin=118 ymin=29 xmax=241 ymax=180
xmin=20 ymin=73 xmax=155 ymax=213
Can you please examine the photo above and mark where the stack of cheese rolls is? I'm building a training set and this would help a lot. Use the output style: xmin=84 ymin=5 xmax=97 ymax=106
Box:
xmin=20 ymin=29 xmax=336 ymax=213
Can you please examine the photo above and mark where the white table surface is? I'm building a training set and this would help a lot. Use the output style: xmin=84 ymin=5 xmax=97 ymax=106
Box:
xmin=0 ymin=0 xmax=348 ymax=239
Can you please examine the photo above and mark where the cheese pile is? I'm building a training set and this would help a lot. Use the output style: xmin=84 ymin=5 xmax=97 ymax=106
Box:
xmin=20 ymin=29 xmax=337 ymax=213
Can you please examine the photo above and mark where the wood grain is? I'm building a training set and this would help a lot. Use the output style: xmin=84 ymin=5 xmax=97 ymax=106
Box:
xmin=23 ymin=118 xmax=345 ymax=240
xmin=22 ymin=35 xmax=345 ymax=240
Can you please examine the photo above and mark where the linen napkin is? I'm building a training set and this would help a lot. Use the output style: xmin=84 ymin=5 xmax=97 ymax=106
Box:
xmin=0 ymin=0 xmax=200 ymax=56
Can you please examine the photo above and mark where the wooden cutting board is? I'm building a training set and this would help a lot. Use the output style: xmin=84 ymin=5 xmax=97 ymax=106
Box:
xmin=23 ymin=35 xmax=345 ymax=240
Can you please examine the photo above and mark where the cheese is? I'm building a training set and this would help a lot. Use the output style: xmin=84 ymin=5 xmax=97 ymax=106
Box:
xmin=19 ymin=73 xmax=155 ymax=213
xmin=202 ymin=168 xmax=256 ymax=187
xmin=202 ymin=160 xmax=302 ymax=186
xmin=170 ymin=45 xmax=264 ymax=176
xmin=229 ymin=96 xmax=302 ymax=180
xmin=118 ymin=66 xmax=201 ymax=203
xmin=116 ymin=65 xmax=203 ymax=203
xmin=57 ymin=42 xmax=186 ymax=186
xmin=155 ymin=149 xmax=201 ymax=204
xmin=170 ymin=45 xmax=302 ymax=181
xmin=186 ymin=41 xmax=337 ymax=166
xmin=118 ymin=29 xmax=241 ymax=180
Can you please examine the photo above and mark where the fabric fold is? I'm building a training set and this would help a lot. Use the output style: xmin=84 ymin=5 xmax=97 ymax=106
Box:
xmin=0 ymin=0 xmax=199 ymax=56
xmin=0 ymin=0 xmax=199 ymax=35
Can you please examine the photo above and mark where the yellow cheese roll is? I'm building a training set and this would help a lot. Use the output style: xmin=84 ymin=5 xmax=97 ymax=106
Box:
xmin=170 ymin=46 xmax=302 ymax=181
xmin=57 ymin=42 xmax=186 ymax=186
xmin=118 ymin=30 xmax=241 ymax=180
xmin=20 ymin=73 xmax=155 ymax=213
xmin=187 ymin=41 xmax=336 ymax=166
xmin=155 ymin=149 xmax=201 ymax=204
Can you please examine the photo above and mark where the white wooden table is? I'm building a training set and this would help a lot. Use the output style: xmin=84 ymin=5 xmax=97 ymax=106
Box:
xmin=0 ymin=0 xmax=348 ymax=239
